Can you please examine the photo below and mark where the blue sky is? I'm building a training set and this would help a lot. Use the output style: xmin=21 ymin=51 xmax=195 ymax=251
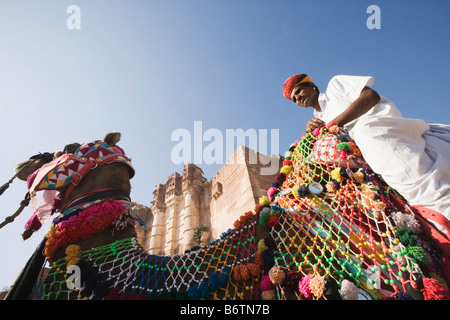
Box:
xmin=0 ymin=0 xmax=449 ymax=289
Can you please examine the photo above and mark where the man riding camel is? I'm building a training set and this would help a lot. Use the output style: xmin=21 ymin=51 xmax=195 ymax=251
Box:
xmin=282 ymin=73 xmax=450 ymax=235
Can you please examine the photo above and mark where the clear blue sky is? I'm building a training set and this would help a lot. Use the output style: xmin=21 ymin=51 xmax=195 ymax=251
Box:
xmin=0 ymin=0 xmax=449 ymax=289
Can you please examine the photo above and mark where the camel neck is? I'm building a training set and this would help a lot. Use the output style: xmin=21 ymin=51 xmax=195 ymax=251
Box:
xmin=61 ymin=188 xmax=131 ymax=212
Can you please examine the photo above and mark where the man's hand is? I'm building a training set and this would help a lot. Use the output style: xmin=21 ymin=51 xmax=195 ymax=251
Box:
xmin=305 ymin=118 xmax=325 ymax=133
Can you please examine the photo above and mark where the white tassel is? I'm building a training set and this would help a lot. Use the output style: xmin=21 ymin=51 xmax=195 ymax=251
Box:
xmin=339 ymin=279 xmax=359 ymax=300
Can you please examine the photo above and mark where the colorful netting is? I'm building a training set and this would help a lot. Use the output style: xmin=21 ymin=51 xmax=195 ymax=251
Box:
xmin=42 ymin=217 xmax=263 ymax=300
xmin=265 ymin=124 xmax=449 ymax=299
xmin=40 ymin=126 xmax=450 ymax=300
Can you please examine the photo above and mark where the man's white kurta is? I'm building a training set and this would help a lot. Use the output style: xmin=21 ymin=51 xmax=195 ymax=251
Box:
xmin=314 ymin=75 xmax=450 ymax=233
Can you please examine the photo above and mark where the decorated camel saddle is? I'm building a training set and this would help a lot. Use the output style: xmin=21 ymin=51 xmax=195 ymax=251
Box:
xmin=3 ymin=129 xmax=450 ymax=300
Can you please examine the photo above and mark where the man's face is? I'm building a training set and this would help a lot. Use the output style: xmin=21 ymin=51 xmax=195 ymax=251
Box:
xmin=290 ymin=82 xmax=318 ymax=108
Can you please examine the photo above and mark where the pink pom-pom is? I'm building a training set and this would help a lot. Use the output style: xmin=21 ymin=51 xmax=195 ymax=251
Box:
xmin=260 ymin=275 xmax=275 ymax=291
xmin=24 ymin=211 xmax=42 ymax=231
xmin=267 ymin=187 xmax=277 ymax=198
xmin=298 ymin=275 xmax=312 ymax=298
xmin=312 ymin=127 xmax=321 ymax=136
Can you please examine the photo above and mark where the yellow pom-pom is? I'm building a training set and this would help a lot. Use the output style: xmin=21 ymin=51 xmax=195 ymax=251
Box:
xmin=280 ymin=165 xmax=292 ymax=175
xmin=65 ymin=244 xmax=81 ymax=256
xmin=65 ymin=244 xmax=81 ymax=266
xmin=330 ymin=167 xmax=342 ymax=182
xmin=292 ymin=185 xmax=299 ymax=198
xmin=258 ymin=239 xmax=268 ymax=251
xmin=66 ymin=257 xmax=80 ymax=268
xmin=259 ymin=196 xmax=270 ymax=206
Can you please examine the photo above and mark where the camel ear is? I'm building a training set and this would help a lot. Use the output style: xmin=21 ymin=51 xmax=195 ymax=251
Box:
xmin=104 ymin=132 xmax=121 ymax=147
xmin=62 ymin=143 xmax=81 ymax=154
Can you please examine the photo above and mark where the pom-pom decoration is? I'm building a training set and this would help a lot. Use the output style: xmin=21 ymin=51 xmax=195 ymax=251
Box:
xmin=261 ymin=289 xmax=276 ymax=300
xmin=259 ymin=196 xmax=270 ymax=206
xmin=280 ymin=165 xmax=292 ymax=175
xmin=267 ymin=187 xmax=277 ymax=198
xmin=330 ymin=167 xmax=342 ymax=182
xmin=269 ymin=266 xmax=286 ymax=285
xmin=406 ymin=246 xmax=431 ymax=267
xmin=260 ymin=275 xmax=275 ymax=291
xmin=267 ymin=216 xmax=280 ymax=228
xmin=421 ymin=278 xmax=450 ymax=300
xmin=309 ymin=274 xmax=326 ymax=298
xmin=298 ymin=275 xmax=312 ymax=298
xmin=285 ymin=271 xmax=301 ymax=292
xmin=339 ymin=279 xmax=359 ymax=300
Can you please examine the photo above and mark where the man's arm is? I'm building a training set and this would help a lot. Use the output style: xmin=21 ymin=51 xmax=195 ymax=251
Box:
xmin=331 ymin=87 xmax=380 ymax=126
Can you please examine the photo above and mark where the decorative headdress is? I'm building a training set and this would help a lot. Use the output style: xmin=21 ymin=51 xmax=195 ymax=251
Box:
xmin=23 ymin=139 xmax=134 ymax=240
xmin=282 ymin=73 xmax=312 ymax=100
xmin=29 ymin=140 xmax=134 ymax=194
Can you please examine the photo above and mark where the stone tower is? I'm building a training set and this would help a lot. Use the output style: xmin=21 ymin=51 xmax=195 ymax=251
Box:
xmin=145 ymin=146 xmax=282 ymax=255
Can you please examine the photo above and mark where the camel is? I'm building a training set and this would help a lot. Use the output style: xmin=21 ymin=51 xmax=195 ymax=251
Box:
xmin=4 ymin=130 xmax=450 ymax=300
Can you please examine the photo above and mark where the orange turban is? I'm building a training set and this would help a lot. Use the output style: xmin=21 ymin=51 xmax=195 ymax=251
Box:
xmin=282 ymin=73 xmax=312 ymax=100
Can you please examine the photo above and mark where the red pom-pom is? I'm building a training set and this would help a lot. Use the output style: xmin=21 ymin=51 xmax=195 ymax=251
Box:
xmin=422 ymin=277 xmax=450 ymax=300
xmin=327 ymin=121 xmax=338 ymax=129
xmin=276 ymin=173 xmax=286 ymax=183
xmin=267 ymin=216 xmax=280 ymax=228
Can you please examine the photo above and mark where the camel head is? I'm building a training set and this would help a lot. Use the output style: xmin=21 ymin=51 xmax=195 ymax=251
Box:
xmin=25 ymin=132 xmax=134 ymax=205
xmin=17 ymin=133 xmax=135 ymax=241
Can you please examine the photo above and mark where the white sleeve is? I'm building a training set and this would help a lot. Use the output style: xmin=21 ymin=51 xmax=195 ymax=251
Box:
xmin=326 ymin=75 xmax=375 ymax=102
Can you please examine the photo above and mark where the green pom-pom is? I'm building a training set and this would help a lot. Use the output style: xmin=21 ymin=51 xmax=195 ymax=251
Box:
xmin=338 ymin=135 xmax=349 ymax=142
xmin=336 ymin=142 xmax=351 ymax=151
xmin=407 ymin=246 xmax=431 ymax=267
xmin=398 ymin=228 xmax=418 ymax=247
xmin=259 ymin=212 xmax=270 ymax=226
